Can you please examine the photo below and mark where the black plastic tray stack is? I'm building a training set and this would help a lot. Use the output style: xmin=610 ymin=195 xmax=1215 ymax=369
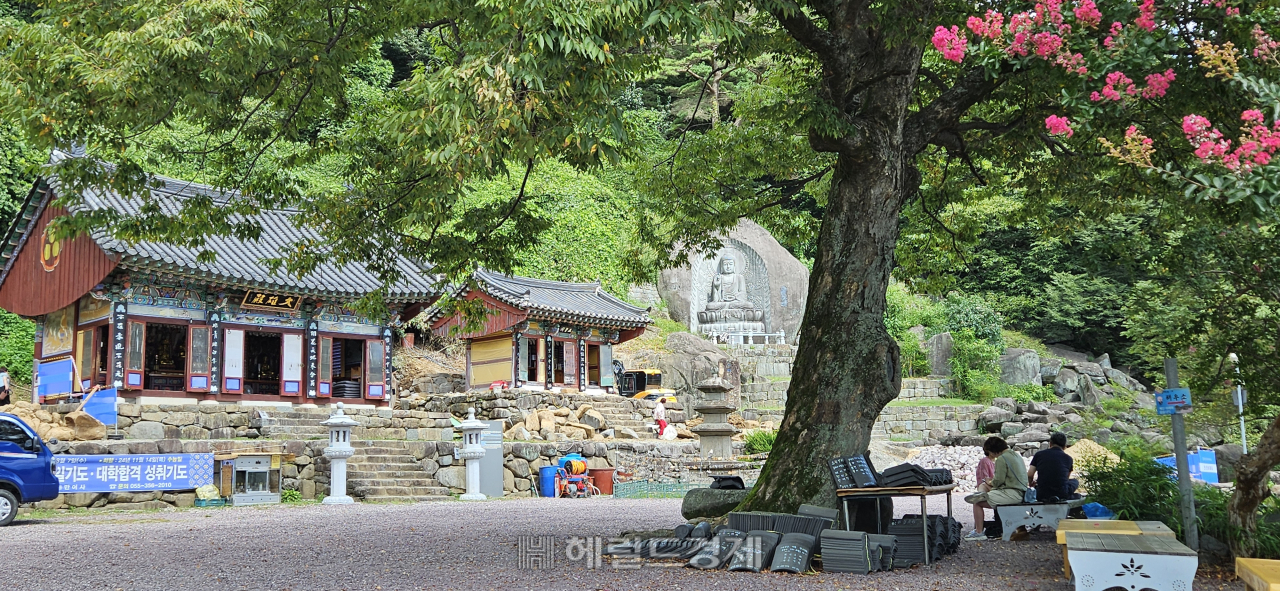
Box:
xmin=818 ymin=530 xmax=872 ymax=574
xmin=687 ymin=529 xmax=747 ymax=570
xmin=769 ymin=533 xmax=816 ymax=574
xmin=923 ymin=468 xmax=954 ymax=486
xmin=727 ymin=511 xmax=783 ymax=533
xmin=879 ymin=463 xmax=933 ymax=487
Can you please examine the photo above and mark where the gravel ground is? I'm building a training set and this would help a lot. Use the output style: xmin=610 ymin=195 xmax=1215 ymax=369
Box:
xmin=2 ymin=497 xmax=1243 ymax=591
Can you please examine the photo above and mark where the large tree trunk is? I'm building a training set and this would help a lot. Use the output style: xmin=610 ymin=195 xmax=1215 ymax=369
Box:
xmin=1228 ymin=412 xmax=1280 ymax=557
xmin=738 ymin=110 xmax=917 ymax=513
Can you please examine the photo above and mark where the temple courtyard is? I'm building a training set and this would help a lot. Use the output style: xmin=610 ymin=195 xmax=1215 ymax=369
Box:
xmin=3 ymin=497 xmax=1244 ymax=591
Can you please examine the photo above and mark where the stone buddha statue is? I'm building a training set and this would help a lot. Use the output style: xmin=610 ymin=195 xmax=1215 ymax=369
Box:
xmin=697 ymin=254 xmax=765 ymax=334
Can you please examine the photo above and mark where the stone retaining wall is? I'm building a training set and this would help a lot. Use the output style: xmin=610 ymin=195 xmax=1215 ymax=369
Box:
xmin=31 ymin=439 xmax=332 ymax=511
xmin=33 ymin=403 xmax=456 ymax=441
xmin=896 ymin=378 xmax=951 ymax=401
xmin=871 ymin=404 xmax=985 ymax=442
xmin=731 ymin=344 xmax=796 ymax=377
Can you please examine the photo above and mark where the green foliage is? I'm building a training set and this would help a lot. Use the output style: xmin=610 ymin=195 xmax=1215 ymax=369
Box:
xmin=281 ymin=489 xmax=302 ymax=503
xmin=744 ymin=430 xmax=776 ymax=455
xmin=948 ymin=328 xmax=1002 ymax=401
xmin=898 ymin=336 xmax=931 ymax=378
xmin=1002 ymin=330 xmax=1050 ymax=358
xmin=1103 ymin=434 xmax=1169 ymax=461
xmin=942 ymin=293 xmax=1003 ymax=348
xmin=0 ymin=309 xmax=33 ymax=385
xmin=1079 ymin=455 xmax=1184 ymax=537
xmin=1007 ymin=384 xmax=1057 ymax=405
xmin=884 ymin=281 xmax=945 ymax=339
xmin=1196 ymin=486 xmax=1280 ymax=560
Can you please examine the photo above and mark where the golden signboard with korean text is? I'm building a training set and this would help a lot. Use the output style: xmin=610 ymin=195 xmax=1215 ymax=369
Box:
xmin=240 ymin=291 xmax=302 ymax=312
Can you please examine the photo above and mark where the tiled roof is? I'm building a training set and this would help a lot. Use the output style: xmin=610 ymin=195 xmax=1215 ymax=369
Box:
xmin=472 ymin=269 xmax=650 ymax=328
xmin=11 ymin=153 xmax=439 ymax=301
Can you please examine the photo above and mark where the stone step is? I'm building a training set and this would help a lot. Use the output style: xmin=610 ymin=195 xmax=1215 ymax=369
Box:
xmin=347 ymin=470 xmax=435 ymax=480
xmin=349 ymin=478 xmax=442 ymax=488
xmin=359 ymin=495 xmax=454 ymax=503
xmin=350 ymin=454 xmax=420 ymax=464
xmin=353 ymin=485 xmax=453 ymax=498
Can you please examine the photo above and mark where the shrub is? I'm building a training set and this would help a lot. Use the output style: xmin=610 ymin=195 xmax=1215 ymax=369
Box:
xmin=948 ymin=328 xmax=1002 ymax=401
xmin=281 ymin=489 xmax=302 ymax=503
xmin=885 ymin=282 xmax=945 ymax=339
xmin=1007 ymin=384 xmax=1057 ymax=405
xmin=744 ymin=430 xmax=777 ymax=455
xmin=1196 ymin=486 xmax=1280 ymax=559
xmin=1079 ymin=454 xmax=1183 ymax=536
xmin=897 ymin=336 xmax=930 ymax=378
xmin=943 ymin=293 xmax=1004 ymax=347
xmin=0 ymin=310 xmax=34 ymax=385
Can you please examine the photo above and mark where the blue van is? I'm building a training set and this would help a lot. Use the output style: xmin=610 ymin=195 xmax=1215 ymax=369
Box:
xmin=0 ymin=412 xmax=60 ymax=525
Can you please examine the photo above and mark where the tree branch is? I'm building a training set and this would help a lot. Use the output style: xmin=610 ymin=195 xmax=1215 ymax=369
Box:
xmin=905 ymin=66 xmax=1007 ymax=154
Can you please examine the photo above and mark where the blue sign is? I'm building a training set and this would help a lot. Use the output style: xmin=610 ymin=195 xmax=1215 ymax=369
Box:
xmin=54 ymin=453 xmax=215 ymax=493
xmin=1155 ymin=448 xmax=1219 ymax=484
xmin=35 ymin=358 xmax=76 ymax=403
xmin=1155 ymin=387 xmax=1191 ymax=416
xmin=81 ymin=388 xmax=118 ymax=426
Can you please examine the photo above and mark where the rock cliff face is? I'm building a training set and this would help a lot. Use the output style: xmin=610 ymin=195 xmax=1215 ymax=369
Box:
xmin=658 ymin=219 xmax=810 ymax=344
xmin=615 ymin=333 xmax=741 ymax=408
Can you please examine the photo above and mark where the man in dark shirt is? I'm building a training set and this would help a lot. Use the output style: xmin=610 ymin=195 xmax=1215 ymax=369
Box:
xmin=1028 ymin=432 xmax=1078 ymax=501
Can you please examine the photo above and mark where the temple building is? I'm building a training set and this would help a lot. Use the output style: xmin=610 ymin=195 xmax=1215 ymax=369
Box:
xmin=427 ymin=270 xmax=651 ymax=392
xmin=0 ymin=163 xmax=437 ymax=406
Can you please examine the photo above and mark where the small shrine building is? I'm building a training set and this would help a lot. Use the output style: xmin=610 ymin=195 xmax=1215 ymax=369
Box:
xmin=428 ymin=269 xmax=651 ymax=391
xmin=0 ymin=166 xmax=437 ymax=406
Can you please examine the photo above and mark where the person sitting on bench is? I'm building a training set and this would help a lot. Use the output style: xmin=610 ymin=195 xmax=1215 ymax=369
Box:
xmin=1028 ymin=432 xmax=1079 ymax=503
xmin=964 ymin=436 xmax=1029 ymax=540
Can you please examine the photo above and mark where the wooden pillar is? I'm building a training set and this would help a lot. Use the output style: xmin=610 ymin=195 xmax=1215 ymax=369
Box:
xmin=511 ymin=331 xmax=520 ymax=386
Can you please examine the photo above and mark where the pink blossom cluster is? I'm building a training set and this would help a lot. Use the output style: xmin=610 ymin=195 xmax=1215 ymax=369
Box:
xmin=1091 ymin=71 xmax=1136 ymax=101
xmin=1126 ymin=125 xmax=1153 ymax=145
xmin=1055 ymin=51 xmax=1088 ymax=75
xmin=966 ymin=11 xmax=1005 ymax=39
xmin=1183 ymin=111 xmax=1280 ymax=171
xmin=1255 ymin=26 xmax=1280 ymax=62
xmin=1141 ymin=69 xmax=1175 ymax=98
xmin=1045 ymin=115 xmax=1074 ymax=137
xmin=1073 ymin=0 xmax=1103 ymax=27
xmin=1135 ymin=0 xmax=1157 ymax=31
xmin=1033 ymin=31 xmax=1065 ymax=57
xmin=932 ymin=25 xmax=968 ymax=63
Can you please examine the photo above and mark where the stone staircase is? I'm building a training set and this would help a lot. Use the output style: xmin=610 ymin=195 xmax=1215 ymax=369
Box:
xmin=251 ymin=408 xmax=454 ymax=441
xmin=346 ymin=440 xmax=453 ymax=502
xmin=561 ymin=394 xmax=663 ymax=439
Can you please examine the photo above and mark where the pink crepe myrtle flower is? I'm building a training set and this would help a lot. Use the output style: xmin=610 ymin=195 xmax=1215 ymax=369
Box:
xmin=1074 ymin=0 xmax=1103 ymax=27
xmin=1142 ymin=69 xmax=1176 ymax=98
xmin=1126 ymin=125 xmax=1154 ymax=145
xmin=1135 ymin=0 xmax=1157 ymax=32
xmin=1110 ymin=22 xmax=1124 ymax=35
xmin=932 ymin=25 xmax=968 ymax=63
xmin=1242 ymin=110 xmax=1265 ymax=123
xmin=1226 ymin=7 xmax=1240 ymax=16
xmin=1254 ymin=26 xmax=1280 ymax=61
xmin=1055 ymin=52 xmax=1088 ymax=75
xmin=1093 ymin=71 xmax=1136 ymax=101
xmin=1033 ymin=31 xmax=1065 ymax=57
xmin=967 ymin=11 xmax=1005 ymax=39
xmin=1045 ymin=115 xmax=1074 ymax=137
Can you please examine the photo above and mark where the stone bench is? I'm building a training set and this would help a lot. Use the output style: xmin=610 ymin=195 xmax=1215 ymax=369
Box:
xmin=1238 ymin=557 xmax=1280 ymax=591
xmin=994 ymin=502 xmax=1070 ymax=541
xmin=1065 ymin=532 xmax=1196 ymax=591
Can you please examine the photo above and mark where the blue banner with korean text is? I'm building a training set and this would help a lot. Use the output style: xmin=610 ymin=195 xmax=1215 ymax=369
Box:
xmin=55 ymin=453 xmax=215 ymax=493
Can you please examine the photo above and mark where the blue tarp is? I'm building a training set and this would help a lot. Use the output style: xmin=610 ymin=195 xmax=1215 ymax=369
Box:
xmin=35 ymin=358 xmax=76 ymax=403
xmin=1154 ymin=448 xmax=1219 ymax=484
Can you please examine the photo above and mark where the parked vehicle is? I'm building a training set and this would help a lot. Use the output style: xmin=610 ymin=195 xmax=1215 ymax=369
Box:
xmin=0 ymin=412 xmax=60 ymax=525
xmin=612 ymin=362 xmax=676 ymax=401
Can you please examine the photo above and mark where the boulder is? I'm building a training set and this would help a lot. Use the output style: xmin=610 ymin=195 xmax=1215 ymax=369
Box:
xmin=991 ymin=398 xmax=1017 ymax=413
xmin=1001 ymin=422 xmax=1026 ymax=437
xmin=658 ymin=218 xmax=810 ymax=344
xmin=1008 ymin=430 xmax=1051 ymax=444
xmin=1054 ymin=368 xmax=1081 ymax=400
xmin=626 ymin=332 xmax=742 ymax=401
xmin=525 ymin=410 xmax=541 ymax=432
xmin=1079 ymin=379 xmax=1111 ymax=407
xmin=1096 ymin=353 xmax=1112 ymax=369
xmin=1213 ymin=444 xmax=1244 ymax=483
xmin=436 ymin=466 xmax=467 ymax=490
xmin=998 ymin=348 xmax=1042 ymax=386
xmin=1104 ymin=367 xmax=1144 ymax=392
xmin=1040 ymin=358 xmax=1063 ymax=384
xmin=925 ymin=332 xmax=954 ymax=377
xmin=579 ymin=409 xmax=608 ymax=431
xmin=1073 ymin=362 xmax=1107 ymax=384
xmin=618 ymin=428 xmax=640 ymax=439
xmin=680 ymin=488 xmax=750 ymax=520
xmin=129 ymin=421 xmax=166 ymax=440
xmin=978 ymin=407 xmax=1016 ymax=432
xmin=1093 ymin=428 xmax=1112 ymax=444
xmin=1024 ymin=401 xmax=1050 ymax=415
xmin=62 ymin=411 xmax=107 ymax=441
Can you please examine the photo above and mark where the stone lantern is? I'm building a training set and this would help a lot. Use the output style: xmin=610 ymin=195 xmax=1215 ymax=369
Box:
xmin=692 ymin=376 xmax=739 ymax=459
xmin=457 ymin=407 xmax=488 ymax=501
xmin=321 ymin=402 xmax=358 ymax=505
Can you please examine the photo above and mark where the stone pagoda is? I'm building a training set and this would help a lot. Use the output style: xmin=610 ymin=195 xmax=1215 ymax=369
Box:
xmin=692 ymin=376 xmax=739 ymax=459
